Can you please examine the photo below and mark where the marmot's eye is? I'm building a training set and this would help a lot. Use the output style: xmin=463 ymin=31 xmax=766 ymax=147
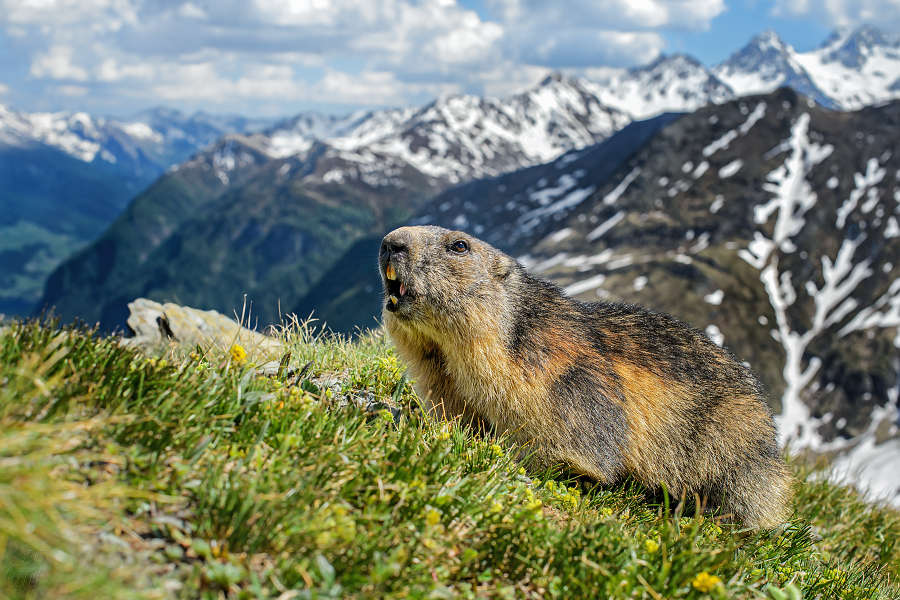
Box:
xmin=450 ymin=240 xmax=469 ymax=254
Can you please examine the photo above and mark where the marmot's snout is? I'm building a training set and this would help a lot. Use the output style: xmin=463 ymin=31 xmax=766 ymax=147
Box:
xmin=380 ymin=228 xmax=416 ymax=313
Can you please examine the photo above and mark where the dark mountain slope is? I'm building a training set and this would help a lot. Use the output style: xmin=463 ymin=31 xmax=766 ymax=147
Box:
xmin=0 ymin=108 xmax=270 ymax=317
xmin=38 ymin=137 xmax=275 ymax=327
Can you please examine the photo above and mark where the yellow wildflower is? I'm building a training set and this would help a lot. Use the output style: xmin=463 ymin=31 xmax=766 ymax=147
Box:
xmin=230 ymin=344 xmax=247 ymax=366
xmin=692 ymin=571 xmax=722 ymax=593
xmin=425 ymin=508 xmax=442 ymax=527
xmin=644 ymin=539 xmax=660 ymax=553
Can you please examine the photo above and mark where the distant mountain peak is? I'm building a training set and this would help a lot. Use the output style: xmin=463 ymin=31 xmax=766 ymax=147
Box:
xmin=592 ymin=52 xmax=732 ymax=120
xmin=707 ymin=23 xmax=900 ymax=110
xmin=655 ymin=53 xmax=702 ymax=66
xmin=431 ymin=90 xmax=474 ymax=106
xmin=821 ymin=24 xmax=893 ymax=50
xmin=818 ymin=24 xmax=900 ymax=69
xmin=635 ymin=53 xmax=707 ymax=76
xmin=539 ymin=71 xmax=569 ymax=86
xmin=750 ymin=29 xmax=788 ymax=50
xmin=715 ymin=30 xmax=796 ymax=74
xmin=711 ymin=29 xmax=834 ymax=104
xmin=132 ymin=106 xmax=187 ymax=121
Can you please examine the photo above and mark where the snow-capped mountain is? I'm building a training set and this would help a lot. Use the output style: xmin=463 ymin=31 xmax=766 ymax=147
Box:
xmin=0 ymin=104 xmax=271 ymax=169
xmin=0 ymin=105 xmax=115 ymax=163
xmin=595 ymin=54 xmax=734 ymax=119
xmin=712 ymin=30 xmax=832 ymax=106
xmin=1 ymin=50 xmax=768 ymax=319
xmin=9 ymin=24 xmax=900 ymax=182
xmin=715 ymin=26 xmax=900 ymax=110
xmin=246 ymin=25 xmax=900 ymax=186
xmin=260 ymin=62 xmax=743 ymax=185
xmin=264 ymin=74 xmax=632 ymax=185
xmin=796 ymin=26 xmax=900 ymax=110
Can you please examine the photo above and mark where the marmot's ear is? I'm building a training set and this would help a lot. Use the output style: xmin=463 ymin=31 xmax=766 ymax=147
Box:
xmin=492 ymin=254 xmax=515 ymax=280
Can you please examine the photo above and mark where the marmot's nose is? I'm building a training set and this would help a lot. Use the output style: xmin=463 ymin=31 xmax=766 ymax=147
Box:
xmin=381 ymin=230 xmax=411 ymax=257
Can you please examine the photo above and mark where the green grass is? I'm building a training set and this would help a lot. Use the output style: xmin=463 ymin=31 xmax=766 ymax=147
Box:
xmin=1 ymin=319 xmax=898 ymax=599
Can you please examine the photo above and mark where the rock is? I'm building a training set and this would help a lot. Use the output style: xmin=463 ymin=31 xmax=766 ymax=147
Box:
xmin=121 ymin=298 xmax=283 ymax=360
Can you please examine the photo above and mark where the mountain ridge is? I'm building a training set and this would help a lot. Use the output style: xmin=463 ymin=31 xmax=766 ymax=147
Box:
xmin=715 ymin=26 xmax=900 ymax=110
xmin=9 ymin=24 xmax=900 ymax=171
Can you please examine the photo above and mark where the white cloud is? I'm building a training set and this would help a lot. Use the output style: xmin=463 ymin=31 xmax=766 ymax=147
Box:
xmin=314 ymin=70 xmax=412 ymax=105
xmin=147 ymin=62 xmax=309 ymax=103
xmin=234 ymin=66 xmax=305 ymax=99
xmin=0 ymin=0 xmax=137 ymax=28
xmin=0 ymin=82 xmax=10 ymax=94
xmin=176 ymin=2 xmax=207 ymax=20
xmin=487 ymin=0 xmax=725 ymax=31
xmin=771 ymin=0 xmax=900 ymax=28
xmin=519 ymin=30 xmax=666 ymax=68
xmin=252 ymin=0 xmax=350 ymax=26
xmin=489 ymin=0 xmax=722 ymax=68
xmin=96 ymin=58 xmax=154 ymax=82
xmin=30 ymin=45 xmax=89 ymax=81
xmin=313 ymin=69 xmax=462 ymax=105
xmin=58 ymin=84 xmax=88 ymax=96
xmin=424 ymin=14 xmax=504 ymax=64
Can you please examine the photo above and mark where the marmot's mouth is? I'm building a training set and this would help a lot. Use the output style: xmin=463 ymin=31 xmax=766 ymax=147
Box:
xmin=384 ymin=263 xmax=409 ymax=311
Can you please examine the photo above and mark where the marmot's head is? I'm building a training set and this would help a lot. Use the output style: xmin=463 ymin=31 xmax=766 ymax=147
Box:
xmin=379 ymin=226 xmax=516 ymax=332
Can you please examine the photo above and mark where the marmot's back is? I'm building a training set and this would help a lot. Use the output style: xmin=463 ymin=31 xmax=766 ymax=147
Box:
xmin=379 ymin=225 xmax=792 ymax=529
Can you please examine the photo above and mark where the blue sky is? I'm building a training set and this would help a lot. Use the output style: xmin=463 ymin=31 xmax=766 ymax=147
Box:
xmin=0 ymin=0 xmax=894 ymax=118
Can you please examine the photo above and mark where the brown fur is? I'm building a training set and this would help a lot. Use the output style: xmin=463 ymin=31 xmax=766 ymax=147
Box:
xmin=380 ymin=225 xmax=793 ymax=529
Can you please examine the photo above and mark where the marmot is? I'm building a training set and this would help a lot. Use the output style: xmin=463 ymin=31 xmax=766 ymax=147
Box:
xmin=379 ymin=225 xmax=792 ymax=529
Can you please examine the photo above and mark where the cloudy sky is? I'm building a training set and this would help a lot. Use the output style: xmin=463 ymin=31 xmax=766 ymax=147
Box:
xmin=0 ymin=0 xmax=896 ymax=118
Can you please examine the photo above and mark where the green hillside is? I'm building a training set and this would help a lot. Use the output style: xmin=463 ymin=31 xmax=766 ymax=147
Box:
xmin=1 ymin=319 xmax=898 ymax=599
xmin=0 ymin=145 xmax=160 ymax=317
